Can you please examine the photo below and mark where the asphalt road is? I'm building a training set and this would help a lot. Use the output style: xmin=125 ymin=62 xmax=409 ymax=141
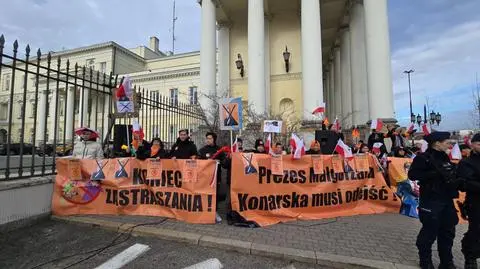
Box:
xmin=0 ymin=220 xmax=332 ymax=269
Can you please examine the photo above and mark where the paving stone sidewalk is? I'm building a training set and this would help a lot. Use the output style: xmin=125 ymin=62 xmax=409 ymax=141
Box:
xmin=81 ymin=209 xmax=467 ymax=268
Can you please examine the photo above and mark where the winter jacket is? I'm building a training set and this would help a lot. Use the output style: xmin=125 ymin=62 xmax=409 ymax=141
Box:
xmin=72 ymin=140 xmax=104 ymax=159
xmin=169 ymin=138 xmax=198 ymax=159
xmin=457 ymin=151 xmax=480 ymax=206
xmin=134 ymin=140 xmax=151 ymax=160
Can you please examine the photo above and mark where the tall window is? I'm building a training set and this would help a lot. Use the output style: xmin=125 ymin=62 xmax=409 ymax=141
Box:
xmin=17 ymin=102 xmax=24 ymax=119
xmin=3 ymin=74 xmax=10 ymax=91
xmin=170 ymin=88 xmax=178 ymax=106
xmin=189 ymin=86 xmax=198 ymax=105
xmin=0 ymin=103 xmax=8 ymax=120
xmin=100 ymin=62 xmax=107 ymax=74
xmin=86 ymin=59 xmax=95 ymax=70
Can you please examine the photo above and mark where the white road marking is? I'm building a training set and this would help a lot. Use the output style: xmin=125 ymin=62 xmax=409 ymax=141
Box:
xmin=183 ymin=258 xmax=224 ymax=269
xmin=94 ymin=243 xmax=150 ymax=269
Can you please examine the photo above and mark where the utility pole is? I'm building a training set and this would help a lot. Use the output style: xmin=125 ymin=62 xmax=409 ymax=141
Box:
xmin=404 ymin=70 xmax=414 ymax=122
xmin=172 ymin=0 xmax=178 ymax=54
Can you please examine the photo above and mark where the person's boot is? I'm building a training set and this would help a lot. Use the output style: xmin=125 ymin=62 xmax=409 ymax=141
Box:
xmin=465 ymin=258 xmax=478 ymax=269
xmin=419 ymin=260 xmax=434 ymax=269
xmin=438 ymin=262 xmax=456 ymax=269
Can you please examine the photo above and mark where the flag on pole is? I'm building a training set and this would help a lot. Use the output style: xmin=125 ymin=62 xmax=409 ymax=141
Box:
xmin=290 ymin=133 xmax=306 ymax=160
xmin=323 ymin=117 xmax=330 ymax=127
xmin=116 ymin=76 xmax=132 ymax=100
xmin=232 ymin=136 xmax=239 ymax=153
xmin=312 ymin=103 xmax=326 ymax=116
xmin=449 ymin=143 xmax=462 ymax=160
xmin=334 ymin=139 xmax=353 ymax=159
xmin=370 ymin=119 xmax=383 ymax=132
xmin=265 ymin=133 xmax=273 ymax=155
xmin=421 ymin=123 xmax=431 ymax=136
xmin=352 ymin=128 xmax=360 ymax=139
xmin=331 ymin=118 xmax=341 ymax=132
xmin=407 ymin=122 xmax=415 ymax=134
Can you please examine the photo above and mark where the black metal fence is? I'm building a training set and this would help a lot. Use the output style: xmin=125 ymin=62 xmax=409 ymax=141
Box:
xmin=0 ymin=35 xmax=205 ymax=180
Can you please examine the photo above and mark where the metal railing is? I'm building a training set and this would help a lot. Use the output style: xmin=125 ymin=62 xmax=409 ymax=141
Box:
xmin=0 ymin=35 xmax=205 ymax=180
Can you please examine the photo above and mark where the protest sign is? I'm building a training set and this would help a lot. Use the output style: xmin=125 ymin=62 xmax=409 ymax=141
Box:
xmin=231 ymin=153 xmax=401 ymax=226
xmin=219 ymin=98 xmax=243 ymax=131
xmin=53 ymin=158 xmax=217 ymax=224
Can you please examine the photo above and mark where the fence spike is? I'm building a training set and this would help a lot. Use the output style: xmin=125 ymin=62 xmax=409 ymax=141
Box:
xmin=13 ymin=40 xmax=18 ymax=51
xmin=66 ymin=59 xmax=70 ymax=68
xmin=75 ymin=62 xmax=78 ymax=69
xmin=57 ymin=56 xmax=61 ymax=66
xmin=47 ymin=52 xmax=52 ymax=61
xmin=0 ymin=34 xmax=4 ymax=47
xmin=37 ymin=48 xmax=41 ymax=57
xmin=25 ymin=44 xmax=30 ymax=55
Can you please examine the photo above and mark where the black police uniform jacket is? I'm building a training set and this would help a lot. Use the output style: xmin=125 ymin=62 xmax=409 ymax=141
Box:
xmin=457 ymin=151 xmax=480 ymax=207
xmin=169 ymin=138 xmax=198 ymax=159
xmin=408 ymin=147 xmax=459 ymax=201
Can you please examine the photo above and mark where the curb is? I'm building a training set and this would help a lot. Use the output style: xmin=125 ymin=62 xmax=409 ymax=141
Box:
xmin=51 ymin=216 xmax=419 ymax=269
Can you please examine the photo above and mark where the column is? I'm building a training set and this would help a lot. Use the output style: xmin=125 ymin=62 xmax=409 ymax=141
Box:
xmin=324 ymin=73 xmax=330 ymax=118
xmin=364 ymin=0 xmax=394 ymax=120
xmin=329 ymin=61 xmax=335 ymax=118
xmin=65 ymin=87 xmax=75 ymax=142
xmin=301 ymin=0 xmax=323 ymax=120
xmin=350 ymin=1 xmax=369 ymax=126
xmin=217 ymin=22 xmax=230 ymax=98
xmin=265 ymin=16 xmax=271 ymax=114
xmin=340 ymin=28 xmax=352 ymax=128
xmin=48 ymin=90 xmax=57 ymax=142
xmin=248 ymin=0 xmax=266 ymax=114
xmin=36 ymin=90 xmax=47 ymax=146
xmin=334 ymin=48 xmax=342 ymax=119
xmin=79 ymin=88 xmax=89 ymax=127
xmin=199 ymin=0 xmax=217 ymax=112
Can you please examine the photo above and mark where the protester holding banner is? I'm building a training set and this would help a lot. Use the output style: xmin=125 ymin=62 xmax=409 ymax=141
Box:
xmin=252 ymin=139 xmax=266 ymax=154
xmin=71 ymin=127 xmax=104 ymax=159
xmin=132 ymin=128 xmax=151 ymax=160
xmin=408 ymin=131 xmax=462 ymax=269
xmin=306 ymin=140 xmax=321 ymax=155
xmin=457 ymin=133 xmax=480 ymax=269
xmin=150 ymin=138 xmax=168 ymax=159
xmin=169 ymin=129 xmax=198 ymax=159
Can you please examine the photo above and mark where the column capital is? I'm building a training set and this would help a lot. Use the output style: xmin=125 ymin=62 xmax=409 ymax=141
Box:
xmin=217 ymin=20 xmax=232 ymax=30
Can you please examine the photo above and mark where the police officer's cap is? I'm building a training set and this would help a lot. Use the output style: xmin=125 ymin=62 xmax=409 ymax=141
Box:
xmin=471 ymin=133 xmax=480 ymax=143
xmin=424 ymin=131 xmax=450 ymax=144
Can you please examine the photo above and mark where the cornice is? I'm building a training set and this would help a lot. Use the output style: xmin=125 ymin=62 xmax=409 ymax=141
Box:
xmin=130 ymin=68 xmax=200 ymax=83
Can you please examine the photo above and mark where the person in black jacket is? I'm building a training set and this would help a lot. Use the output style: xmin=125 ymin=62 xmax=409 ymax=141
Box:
xmin=169 ymin=129 xmax=198 ymax=159
xmin=198 ymin=132 xmax=225 ymax=223
xmin=408 ymin=131 xmax=462 ymax=269
xmin=132 ymin=131 xmax=151 ymax=160
xmin=149 ymin=138 xmax=168 ymax=159
xmin=253 ymin=139 xmax=266 ymax=154
xmin=306 ymin=140 xmax=321 ymax=155
xmin=368 ymin=129 xmax=387 ymax=154
xmin=457 ymin=133 xmax=480 ymax=269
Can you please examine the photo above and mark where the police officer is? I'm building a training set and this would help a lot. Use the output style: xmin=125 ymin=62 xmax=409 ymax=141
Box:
xmin=408 ymin=132 xmax=460 ymax=269
xmin=457 ymin=133 xmax=480 ymax=269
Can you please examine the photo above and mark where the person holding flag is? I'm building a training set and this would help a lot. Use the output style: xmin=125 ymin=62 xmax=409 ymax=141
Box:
xmin=368 ymin=119 xmax=387 ymax=154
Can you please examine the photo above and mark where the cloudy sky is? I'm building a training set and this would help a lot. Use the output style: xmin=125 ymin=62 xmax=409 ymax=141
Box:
xmin=1 ymin=0 xmax=479 ymax=130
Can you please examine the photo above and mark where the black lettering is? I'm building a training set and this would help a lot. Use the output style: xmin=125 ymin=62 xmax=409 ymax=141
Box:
xmin=300 ymin=194 xmax=308 ymax=207
xmin=273 ymin=174 xmax=282 ymax=183
xmin=379 ymin=187 xmax=388 ymax=200
xmin=131 ymin=189 xmax=140 ymax=205
xmin=149 ymin=190 xmax=157 ymax=204
xmin=298 ymin=170 xmax=307 ymax=183
xmin=180 ymin=193 xmax=188 ymax=210
xmin=106 ymin=188 xmax=112 ymax=204
xmin=239 ymin=193 xmax=248 ymax=212
xmin=140 ymin=189 xmax=149 ymax=204
xmin=174 ymin=171 xmax=182 ymax=188
xmin=346 ymin=191 xmax=352 ymax=203
xmin=165 ymin=192 xmax=171 ymax=207
xmin=367 ymin=168 xmax=375 ymax=178
xmin=289 ymin=170 xmax=298 ymax=183
xmin=192 ymin=195 xmax=202 ymax=212
xmin=369 ymin=187 xmax=378 ymax=200
xmin=155 ymin=192 xmax=164 ymax=206
xmin=171 ymin=192 xmax=179 ymax=209
xmin=291 ymin=192 xmax=300 ymax=208
xmin=337 ymin=189 xmax=343 ymax=204
xmin=259 ymin=196 xmax=268 ymax=210
xmin=268 ymin=196 xmax=276 ymax=210
xmin=132 ymin=168 xmax=143 ymax=185
xmin=112 ymin=189 xmax=118 ymax=205
xmin=119 ymin=190 xmax=129 ymax=206
xmin=259 ymin=166 xmax=267 ymax=184
xmin=282 ymin=195 xmax=291 ymax=208
xmin=331 ymin=192 xmax=338 ymax=205
xmin=248 ymin=197 xmax=259 ymax=210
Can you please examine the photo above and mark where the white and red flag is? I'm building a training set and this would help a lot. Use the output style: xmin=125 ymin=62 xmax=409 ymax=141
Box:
xmin=312 ymin=103 xmax=326 ymax=117
xmin=372 ymin=142 xmax=383 ymax=154
xmin=407 ymin=122 xmax=415 ymax=133
xmin=232 ymin=136 xmax=239 ymax=152
xmin=449 ymin=143 xmax=462 ymax=160
xmin=265 ymin=133 xmax=273 ymax=155
xmin=331 ymin=118 xmax=341 ymax=132
xmin=370 ymin=119 xmax=383 ymax=132
xmin=334 ymin=139 xmax=353 ymax=159
xmin=290 ymin=133 xmax=306 ymax=160
xmin=421 ymin=123 xmax=431 ymax=136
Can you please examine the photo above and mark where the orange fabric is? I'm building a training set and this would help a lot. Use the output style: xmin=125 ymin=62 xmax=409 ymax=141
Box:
xmin=53 ymin=158 xmax=217 ymax=224
xmin=230 ymin=153 xmax=401 ymax=227
xmin=150 ymin=145 xmax=160 ymax=157
xmin=132 ymin=139 xmax=139 ymax=150
xmin=310 ymin=140 xmax=320 ymax=148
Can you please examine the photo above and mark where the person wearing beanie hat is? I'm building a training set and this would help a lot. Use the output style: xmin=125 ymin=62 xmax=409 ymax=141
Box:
xmin=253 ymin=139 xmax=266 ymax=154
xmin=457 ymin=132 xmax=480 ymax=269
xmin=408 ymin=131 xmax=462 ymax=269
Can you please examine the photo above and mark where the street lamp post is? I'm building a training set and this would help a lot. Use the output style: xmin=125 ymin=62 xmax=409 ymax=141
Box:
xmin=404 ymin=70 xmax=415 ymax=123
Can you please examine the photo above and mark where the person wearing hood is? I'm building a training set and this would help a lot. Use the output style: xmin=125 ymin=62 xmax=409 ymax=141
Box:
xmin=306 ymin=140 xmax=321 ymax=155
xmin=169 ymin=129 xmax=198 ymax=159
xmin=408 ymin=131 xmax=463 ymax=269
xmin=149 ymin=138 xmax=168 ymax=159
xmin=71 ymin=127 xmax=104 ymax=159
xmin=457 ymin=133 xmax=480 ymax=269
xmin=253 ymin=139 xmax=266 ymax=154
xmin=198 ymin=132 xmax=225 ymax=223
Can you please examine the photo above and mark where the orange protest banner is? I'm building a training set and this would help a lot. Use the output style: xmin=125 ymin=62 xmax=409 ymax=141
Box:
xmin=183 ymin=160 xmax=198 ymax=183
xmin=271 ymin=155 xmax=284 ymax=176
xmin=146 ymin=159 xmax=162 ymax=180
xmin=388 ymin=157 xmax=412 ymax=186
xmin=355 ymin=154 xmax=370 ymax=172
xmin=231 ymin=154 xmax=401 ymax=227
xmin=311 ymin=155 xmax=323 ymax=175
xmin=330 ymin=155 xmax=344 ymax=173
xmin=53 ymin=158 xmax=217 ymax=224
xmin=68 ymin=159 xmax=82 ymax=181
